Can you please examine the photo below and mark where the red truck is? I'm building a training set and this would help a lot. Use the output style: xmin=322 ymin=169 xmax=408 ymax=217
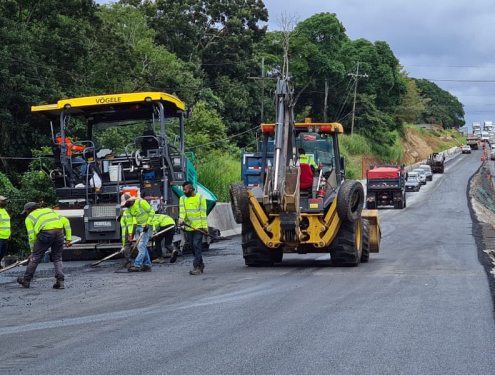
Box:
xmin=366 ymin=165 xmax=406 ymax=209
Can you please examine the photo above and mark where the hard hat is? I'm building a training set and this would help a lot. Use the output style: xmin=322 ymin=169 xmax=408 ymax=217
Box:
xmin=0 ymin=195 xmax=7 ymax=201
xmin=120 ymin=193 xmax=136 ymax=207
xmin=21 ymin=202 xmax=37 ymax=215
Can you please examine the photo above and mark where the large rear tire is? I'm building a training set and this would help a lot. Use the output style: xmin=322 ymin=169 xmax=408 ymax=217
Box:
xmin=329 ymin=219 xmax=363 ymax=267
xmin=337 ymin=180 xmax=364 ymax=223
xmin=361 ymin=219 xmax=370 ymax=263
xmin=230 ymin=182 xmax=250 ymax=224
xmin=242 ymin=222 xmax=274 ymax=266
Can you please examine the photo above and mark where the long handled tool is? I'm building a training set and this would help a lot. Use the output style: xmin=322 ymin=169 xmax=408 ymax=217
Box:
xmin=91 ymin=232 xmax=144 ymax=268
xmin=0 ymin=236 xmax=81 ymax=274
xmin=150 ymin=225 xmax=175 ymax=240
xmin=182 ymin=222 xmax=211 ymax=237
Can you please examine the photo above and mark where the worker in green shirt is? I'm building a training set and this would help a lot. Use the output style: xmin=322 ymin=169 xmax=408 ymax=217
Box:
xmin=121 ymin=193 xmax=155 ymax=272
xmin=151 ymin=213 xmax=178 ymax=264
xmin=17 ymin=202 xmax=72 ymax=289
xmin=0 ymin=195 xmax=11 ymax=269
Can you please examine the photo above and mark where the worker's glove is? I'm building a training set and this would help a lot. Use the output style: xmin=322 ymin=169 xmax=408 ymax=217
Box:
xmin=143 ymin=224 xmax=150 ymax=231
xmin=178 ymin=218 xmax=185 ymax=226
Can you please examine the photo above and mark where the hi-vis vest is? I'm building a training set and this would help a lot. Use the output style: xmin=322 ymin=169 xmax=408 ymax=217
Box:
xmin=60 ymin=217 xmax=72 ymax=242
xmin=179 ymin=194 xmax=208 ymax=231
xmin=300 ymin=154 xmax=316 ymax=167
xmin=25 ymin=208 xmax=64 ymax=251
xmin=0 ymin=208 xmax=11 ymax=239
xmin=128 ymin=199 xmax=155 ymax=226
xmin=120 ymin=209 xmax=135 ymax=245
xmin=152 ymin=214 xmax=175 ymax=231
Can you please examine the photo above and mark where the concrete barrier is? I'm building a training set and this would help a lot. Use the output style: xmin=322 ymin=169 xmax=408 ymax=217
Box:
xmin=208 ymin=202 xmax=241 ymax=237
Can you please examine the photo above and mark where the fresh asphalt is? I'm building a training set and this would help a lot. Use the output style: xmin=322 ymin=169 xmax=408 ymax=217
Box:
xmin=0 ymin=151 xmax=494 ymax=375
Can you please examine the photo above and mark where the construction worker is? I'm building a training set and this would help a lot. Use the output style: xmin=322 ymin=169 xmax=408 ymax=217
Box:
xmin=298 ymin=148 xmax=317 ymax=169
xmin=120 ymin=208 xmax=135 ymax=261
xmin=0 ymin=195 xmax=11 ymax=269
xmin=17 ymin=202 xmax=72 ymax=289
xmin=121 ymin=193 xmax=155 ymax=272
xmin=56 ymin=133 xmax=87 ymax=175
xmin=179 ymin=181 xmax=208 ymax=275
xmin=43 ymin=216 xmax=72 ymax=263
xmin=151 ymin=213 xmax=178 ymax=264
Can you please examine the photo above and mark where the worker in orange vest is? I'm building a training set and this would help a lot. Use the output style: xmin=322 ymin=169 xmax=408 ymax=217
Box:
xmin=56 ymin=133 xmax=87 ymax=175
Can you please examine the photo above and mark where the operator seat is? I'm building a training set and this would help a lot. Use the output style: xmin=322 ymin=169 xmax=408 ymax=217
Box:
xmin=141 ymin=129 xmax=159 ymax=154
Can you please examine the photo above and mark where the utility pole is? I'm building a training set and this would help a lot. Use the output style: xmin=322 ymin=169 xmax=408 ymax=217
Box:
xmin=248 ymin=57 xmax=276 ymax=124
xmin=348 ymin=62 xmax=368 ymax=136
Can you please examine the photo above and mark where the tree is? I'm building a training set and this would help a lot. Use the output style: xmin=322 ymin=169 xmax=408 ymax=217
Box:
xmin=294 ymin=13 xmax=348 ymax=121
xmin=414 ymin=79 xmax=465 ymax=128
xmin=395 ymin=78 xmax=428 ymax=125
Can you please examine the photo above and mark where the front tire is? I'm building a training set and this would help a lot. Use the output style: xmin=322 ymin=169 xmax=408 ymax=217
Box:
xmin=361 ymin=219 xmax=370 ymax=263
xmin=330 ymin=219 xmax=363 ymax=267
xmin=242 ymin=222 xmax=274 ymax=266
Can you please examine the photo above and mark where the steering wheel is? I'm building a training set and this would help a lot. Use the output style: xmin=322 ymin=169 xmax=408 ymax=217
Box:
xmin=131 ymin=150 xmax=142 ymax=167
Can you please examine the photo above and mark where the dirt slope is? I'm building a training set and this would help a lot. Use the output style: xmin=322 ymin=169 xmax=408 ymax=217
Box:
xmin=402 ymin=127 xmax=435 ymax=165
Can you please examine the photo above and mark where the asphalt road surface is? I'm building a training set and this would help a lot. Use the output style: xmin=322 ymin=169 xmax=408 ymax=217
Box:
xmin=0 ymin=152 xmax=494 ymax=375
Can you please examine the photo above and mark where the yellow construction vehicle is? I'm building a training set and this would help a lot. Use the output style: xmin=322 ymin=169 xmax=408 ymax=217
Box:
xmin=230 ymin=78 xmax=380 ymax=266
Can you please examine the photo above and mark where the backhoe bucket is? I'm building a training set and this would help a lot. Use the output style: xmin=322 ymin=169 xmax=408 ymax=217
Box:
xmin=362 ymin=209 xmax=381 ymax=253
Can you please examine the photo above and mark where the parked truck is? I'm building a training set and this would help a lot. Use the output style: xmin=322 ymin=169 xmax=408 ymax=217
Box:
xmin=366 ymin=165 xmax=406 ymax=209
xmin=230 ymin=76 xmax=380 ymax=267
xmin=426 ymin=153 xmax=445 ymax=173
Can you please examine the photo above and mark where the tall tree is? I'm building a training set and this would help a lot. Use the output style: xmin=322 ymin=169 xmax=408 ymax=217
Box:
xmin=414 ymin=79 xmax=465 ymax=128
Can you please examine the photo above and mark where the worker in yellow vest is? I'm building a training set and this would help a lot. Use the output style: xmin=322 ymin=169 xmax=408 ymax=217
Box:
xmin=179 ymin=181 xmax=208 ymax=275
xmin=17 ymin=202 xmax=71 ymax=289
xmin=121 ymin=193 xmax=155 ymax=272
xmin=151 ymin=213 xmax=178 ymax=264
xmin=119 ymin=207 xmax=136 ymax=260
xmin=0 ymin=195 xmax=11 ymax=270
xmin=298 ymin=148 xmax=316 ymax=169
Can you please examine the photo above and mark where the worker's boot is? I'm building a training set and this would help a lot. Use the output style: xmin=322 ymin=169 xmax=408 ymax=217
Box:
xmin=199 ymin=263 xmax=205 ymax=274
xmin=170 ymin=250 xmax=179 ymax=264
xmin=17 ymin=277 xmax=30 ymax=288
xmin=141 ymin=265 xmax=152 ymax=272
xmin=152 ymin=257 xmax=165 ymax=264
xmin=53 ymin=279 xmax=65 ymax=289
xmin=189 ymin=266 xmax=201 ymax=275
xmin=128 ymin=266 xmax=142 ymax=272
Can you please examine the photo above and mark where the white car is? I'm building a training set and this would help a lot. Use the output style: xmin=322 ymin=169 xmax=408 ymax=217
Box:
xmin=418 ymin=165 xmax=433 ymax=181
xmin=413 ymin=168 xmax=427 ymax=184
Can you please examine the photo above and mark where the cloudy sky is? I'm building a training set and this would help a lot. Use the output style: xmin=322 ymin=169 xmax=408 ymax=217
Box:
xmin=98 ymin=0 xmax=495 ymax=130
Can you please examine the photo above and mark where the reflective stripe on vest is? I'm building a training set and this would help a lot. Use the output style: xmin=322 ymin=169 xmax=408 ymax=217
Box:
xmin=25 ymin=208 xmax=63 ymax=250
xmin=128 ymin=199 xmax=154 ymax=226
xmin=152 ymin=214 xmax=175 ymax=231
xmin=0 ymin=208 xmax=11 ymax=239
xmin=179 ymin=194 xmax=208 ymax=231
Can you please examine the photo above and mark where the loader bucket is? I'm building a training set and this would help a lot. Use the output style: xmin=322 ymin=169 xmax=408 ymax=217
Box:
xmin=361 ymin=209 xmax=381 ymax=253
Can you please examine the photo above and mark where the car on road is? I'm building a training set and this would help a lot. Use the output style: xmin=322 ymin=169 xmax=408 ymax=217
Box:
xmin=418 ymin=164 xmax=433 ymax=181
xmin=461 ymin=145 xmax=472 ymax=154
xmin=413 ymin=168 xmax=427 ymax=185
xmin=405 ymin=172 xmax=421 ymax=192
xmin=491 ymin=149 xmax=495 ymax=161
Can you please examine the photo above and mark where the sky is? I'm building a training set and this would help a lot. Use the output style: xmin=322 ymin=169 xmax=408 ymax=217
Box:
xmin=97 ymin=0 xmax=495 ymax=131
